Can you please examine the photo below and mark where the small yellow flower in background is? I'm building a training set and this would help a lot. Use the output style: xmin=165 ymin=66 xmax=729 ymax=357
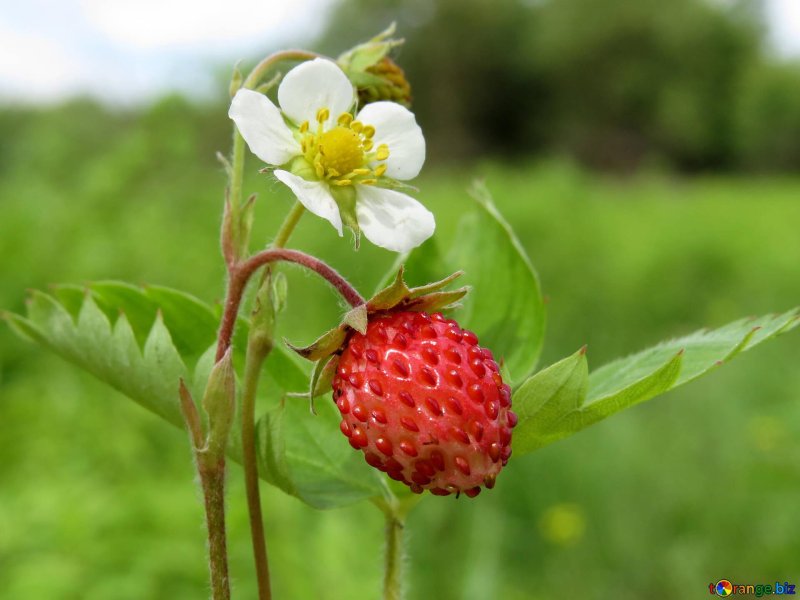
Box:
xmin=229 ymin=58 xmax=433 ymax=253
xmin=539 ymin=503 xmax=586 ymax=547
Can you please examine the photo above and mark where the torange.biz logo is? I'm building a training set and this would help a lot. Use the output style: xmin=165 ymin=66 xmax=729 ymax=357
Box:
xmin=709 ymin=580 xmax=796 ymax=597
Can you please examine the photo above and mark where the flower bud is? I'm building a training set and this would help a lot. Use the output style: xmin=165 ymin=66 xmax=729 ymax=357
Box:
xmin=202 ymin=348 xmax=236 ymax=459
xmin=337 ymin=23 xmax=411 ymax=108
xmin=357 ymin=57 xmax=412 ymax=108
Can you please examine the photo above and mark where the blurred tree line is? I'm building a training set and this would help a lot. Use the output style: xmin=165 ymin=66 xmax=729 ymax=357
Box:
xmin=318 ymin=0 xmax=800 ymax=172
xmin=3 ymin=0 xmax=800 ymax=174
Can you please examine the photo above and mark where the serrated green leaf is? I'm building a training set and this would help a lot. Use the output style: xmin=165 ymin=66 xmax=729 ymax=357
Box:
xmin=5 ymin=282 xmax=386 ymax=510
xmin=256 ymin=398 xmax=383 ymax=509
xmin=85 ymin=281 xmax=159 ymax=347
xmin=512 ymin=308 xmax=800 ymax=456
xmin=143 ymin=285 xmax=219 ymax=364
xmin=588 ymin=308 xmax=800 ymax=401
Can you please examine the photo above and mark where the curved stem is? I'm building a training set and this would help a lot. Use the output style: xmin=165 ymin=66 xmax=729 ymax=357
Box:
xmin=215 ymin=249 xmax=365 ymax=361
xmin=235 ymin=206 xmax=308 ymax=600
xmin=243 ymin=49 xmax=320 ymax=89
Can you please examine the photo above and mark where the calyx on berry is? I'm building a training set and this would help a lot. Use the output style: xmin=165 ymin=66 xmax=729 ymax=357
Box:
xmin=285 ymin=267 xmax=468 ymax=403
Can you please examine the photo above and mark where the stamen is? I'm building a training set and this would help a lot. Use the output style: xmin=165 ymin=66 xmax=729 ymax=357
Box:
xmin=337 ymin=113 xmax=353 ymax=126
xmin=299 ymin=121 xmax=309 ymax=133
xmin=352 ymin=168 xmax=371 ymax=176
xmin=374 ymin=164 xmax=387 ymax=177
xmin=362 ymin=139 xmax=374 ymax=151
xmin=333 ymin=179 xmax=353 ymax=186
xmin=360 ymin=179 xmax=378 ymax=185
xmin=316 ymin=108 xmax=330 ymax=123
xmin=327 ymin=168 xmax=340 ymax=177
xmin=375 ymin=144 xmax=390 ymax=161
xmin=350 ymin=121 xmax=363 ymax=133
xmin=361 ymin=125 xmax=375 ymax=139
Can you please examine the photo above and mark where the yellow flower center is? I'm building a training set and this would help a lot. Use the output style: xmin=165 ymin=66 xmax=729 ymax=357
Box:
xmin=299 ymin=109 xmax=390 ymax=187
xmin=318 ymin=127 xmax=363 ymax=176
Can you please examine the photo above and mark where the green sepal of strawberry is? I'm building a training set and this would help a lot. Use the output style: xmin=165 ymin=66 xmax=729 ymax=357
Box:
xmin=285 ymin=267 xmax=468 ymax=400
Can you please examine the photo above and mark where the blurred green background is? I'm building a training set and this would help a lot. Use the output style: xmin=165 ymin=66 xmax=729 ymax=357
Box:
xmin=2 ymin=0 xmax=800 ymax=598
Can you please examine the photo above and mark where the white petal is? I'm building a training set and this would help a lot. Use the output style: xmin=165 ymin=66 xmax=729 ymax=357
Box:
xmin=356 ymin=101 xmax=425 ymax=180
xmin=355 ymin=186 xmax=434 ymax=252
xmin=278 ymin=58 xmax=354 ymax=126
xmin=274 ymin=170 xmax=343 ymax=236
xmin=229 ymin=89 xmax=300 ymax=166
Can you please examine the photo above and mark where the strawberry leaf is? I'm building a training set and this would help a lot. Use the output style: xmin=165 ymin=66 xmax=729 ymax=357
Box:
xmin=4 ymin=282 xmax=382 ymax=509
xmin=256 ymin=398 xmax=384 ymax=509
xmin=512 ymin=308 xmax=800 ymax=455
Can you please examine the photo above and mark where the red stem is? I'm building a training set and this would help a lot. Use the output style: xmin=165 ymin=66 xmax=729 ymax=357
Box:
xmin=215 ymin=249 xmax=365 ymax=361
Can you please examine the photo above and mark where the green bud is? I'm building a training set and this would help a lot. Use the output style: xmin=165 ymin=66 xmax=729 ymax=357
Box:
xmin=250 ymin=269 xmax=280 ymax=354
xmin=271 ymin=271 xmax=288 ymax=315
xmin=201 ymin=348 xmax=236 ymax=459
xmin=338 ymin=22 xmax=401 ymax=74
xmin=337 ymin=24 xmax=411 ymax=108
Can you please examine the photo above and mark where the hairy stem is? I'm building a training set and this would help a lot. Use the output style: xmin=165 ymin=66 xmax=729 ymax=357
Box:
xmin=200 ymin=459 xmax=231 ymax=600
xmin=383 ymin=511 xmax=405 ymax=600
xmin=215 ymin=248 xmax=365 ymax=361
xmin=179 ymin=382 xmax=231 ymax=600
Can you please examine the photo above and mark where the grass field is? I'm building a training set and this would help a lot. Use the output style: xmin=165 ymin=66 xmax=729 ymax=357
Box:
xmin=2 ymin=138 xmax=799 ymax=598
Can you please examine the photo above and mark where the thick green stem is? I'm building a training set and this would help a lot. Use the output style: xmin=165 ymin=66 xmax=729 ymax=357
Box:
xmin=179 ymin=382 xmax=231 ymax=600
xmin=200 ymin=460 xmax=231 ymax=600
xmin=383 ymin=511 xmax=405 ymax=600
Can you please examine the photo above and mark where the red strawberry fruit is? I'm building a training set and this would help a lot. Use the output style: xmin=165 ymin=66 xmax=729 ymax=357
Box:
xmin=331 ymin=310 xmax=516 ymax=497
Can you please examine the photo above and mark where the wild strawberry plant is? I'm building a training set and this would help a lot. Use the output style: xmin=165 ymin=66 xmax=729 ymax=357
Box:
xmin=4 ymin=25 xmax=799 ymax=600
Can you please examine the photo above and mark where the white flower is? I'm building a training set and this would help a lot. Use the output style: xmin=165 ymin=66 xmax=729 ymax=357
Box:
xmin=229 ymin=58 xmax=434 ymax=253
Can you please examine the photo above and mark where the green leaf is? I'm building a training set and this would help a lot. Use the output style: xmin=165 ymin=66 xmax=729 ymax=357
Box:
xmin=512 ymin=308 xmax=800 ymax=455
xmin=511 ymin=348 xmax=588 ymax=455
xmin=4 ymin=282 xmax=384 ymax=510
xmin=454 ymin=182 xmax=546 ymax=384
xmin=588 ymin=310 xmax=800 ymax=399
xmin=382 ymin=182 xmax=546 ymax=386
xmin=9 ymin=289 xmax=187 ymax=426
xmin=256 ymin=398 xmax=384 ymax=509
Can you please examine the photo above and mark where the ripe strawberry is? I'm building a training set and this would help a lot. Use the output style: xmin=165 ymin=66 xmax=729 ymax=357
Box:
xmin=331 ymin=310 xmax=516 ymax=497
